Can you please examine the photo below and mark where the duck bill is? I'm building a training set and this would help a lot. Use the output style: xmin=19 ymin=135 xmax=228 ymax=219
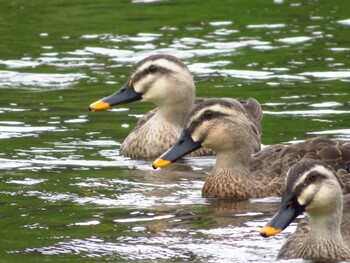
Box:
xmin=152 ymin=131 xmax=201 ymax=169
xmin=259 ymin=193 xmax=305 ymax=237
xmin=89 ymin=82 xmax=142 ymax=110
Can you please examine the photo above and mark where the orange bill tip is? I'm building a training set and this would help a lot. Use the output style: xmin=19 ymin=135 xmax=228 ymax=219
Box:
xmin=152 ymin=158 xmax=172 ymax=169
xmin=259 ymin=226 xmax=282 ymax=237
xmin=89 ymin=100 xmax=111 ymax=110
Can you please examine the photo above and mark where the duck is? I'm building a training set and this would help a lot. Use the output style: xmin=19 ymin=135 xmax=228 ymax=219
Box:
xmin=152 ymin=98 xmax=350 ymax=199
xmin=89 ymin=54 xmax=227 ymax=159
xmin=89 ymin=54 xmax=196 ymax=159
xmin=259 ymin=159 xmax=350 ymax=261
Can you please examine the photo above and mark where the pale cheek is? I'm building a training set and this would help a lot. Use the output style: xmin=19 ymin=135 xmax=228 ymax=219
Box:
xmin=202 ymin=129 xmax=229 ymax=150
xmin=142 ymin=88 xmax=157 ymax=101
xmin=191 ymin=123 xmax=211 ymax=145
xmin=143 ymin=78 xmax=169 ymax=102
xmin=306 ymin=186 xmax=334 ymax=211
xmin=191 ymin=122 xmax=210 ymax=143
xmin=133 ymin=74 xmax=156 ymax=94
xmin=133 ymin=81 xmax=144 ymax=94
xmin=297 ymin=184 xmax=317 ymax=206
xmin=202 ymin=135 xmax=215 ymax=148
xmin=191 ymin=129 xmax=201 ymax=143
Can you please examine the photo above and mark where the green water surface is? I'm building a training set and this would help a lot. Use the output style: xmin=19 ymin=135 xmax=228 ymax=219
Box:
xmin=0 ymin=0 xmax=349 ymax=262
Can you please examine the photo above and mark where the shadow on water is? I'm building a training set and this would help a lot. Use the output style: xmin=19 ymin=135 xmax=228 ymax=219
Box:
xmin=0 ymin=0 xmax=349 ymax=262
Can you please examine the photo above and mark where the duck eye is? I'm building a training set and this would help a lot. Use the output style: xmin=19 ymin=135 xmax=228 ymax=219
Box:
xmin=149 ymin=65 xmax=158 ymax=73
xmin=203 ymin=110 xmax=214 ymax=120
xmin=308 ymin=172 xmax=318 ymax=182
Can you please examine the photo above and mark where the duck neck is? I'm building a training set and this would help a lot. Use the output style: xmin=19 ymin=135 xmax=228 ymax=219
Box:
xmin=155 ymin=95 xmax=194 ymax=128
xmin=213 ymin=149 xmax=251 ymax=175
xmin=294 ymin=206 xmax=350 ymax=260
xmin=308 ymin=202 xmax=344 ymax=244
xmin=202 ymin=149 xmax=253 ymax=199
xmin=203 ymin=146 xmax=284 ymax=199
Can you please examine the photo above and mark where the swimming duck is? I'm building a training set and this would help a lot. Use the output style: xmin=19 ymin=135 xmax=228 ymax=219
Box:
xmin=89 ymin=54 xmax=222 ymax=159
xmin=259 ymin=159 xmax=350 ymax=261
xmin=152 ymin=98 xmax=350 ymax=199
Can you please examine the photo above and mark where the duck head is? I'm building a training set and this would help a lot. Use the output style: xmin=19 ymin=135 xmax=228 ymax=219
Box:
xmin=259 ymin=159 xmax=344 ymax=237
xmin=89 ymin=54 xmax=195 ymax=110
xmin=153 ymin=98 xmax=261 ymax=168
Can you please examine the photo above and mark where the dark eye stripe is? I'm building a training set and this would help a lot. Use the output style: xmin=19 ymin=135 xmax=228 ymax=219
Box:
xmin=132 ymin=66 xmax=173 ymax=83
xmin=187 ymin=110 xmax=229 ymax=134
xmin=292 ymin=170 xmax=327 ymax=198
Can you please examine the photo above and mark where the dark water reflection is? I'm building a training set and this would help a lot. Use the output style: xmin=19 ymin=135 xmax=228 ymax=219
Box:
xmin=0 ymin=0 xmax=349 ymax=262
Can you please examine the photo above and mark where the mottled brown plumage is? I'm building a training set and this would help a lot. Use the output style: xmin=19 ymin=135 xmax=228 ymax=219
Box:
xmin=193 ymin=102 xmax=350 ymax=199
xmin=261 ymin=160 xmax=350 ymax=261
xmin=120 ymin=114 xmax=184 ymax=159
xmin=204 ymin=138 xmax=350 ymax=198
xmin=241 ymin=137 xmax=350 ymax=198
xmin=154 ymin=99 xmax=350 ymax=199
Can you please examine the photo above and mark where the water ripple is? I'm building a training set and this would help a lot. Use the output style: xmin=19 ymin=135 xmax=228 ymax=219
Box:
xmin=21 ymin=221 xmax=292 ymax=262
xmin=0 ymin=70 xmax=86 ymax=88
xmin=0 ymin=108 xmax=29 ymax=114
xmin=7 ymin=178 xmax=47 ymax=185
xmin=114 ymin=214 xmax=175 ymax=223
xmin=337 ymin=18 xmax=350 ymax=26
xmin=276 ymin=36 xmax=312 ymax=44
xmin=209 ymin=21 xmax=233 ymax=26
xmin=0 ymin=57 xmax=97 ymax=69
xmin=0 ymin=125 xmax=58 ymax=139
xmin=307 ymin=128 xmax=350 ymax=139
xmin=84 ymin=47 xmax=134 ymax=57
xmin=247 ymin=23 xmax=286 ymax=29
xmin=298 ymin=70 xmax=350 ymax=79
xmin=264 ymin=109 xmax=350 ymax=116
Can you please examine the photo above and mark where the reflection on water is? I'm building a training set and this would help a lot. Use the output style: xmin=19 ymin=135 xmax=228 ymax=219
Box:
xmin=337 ymin=18 xmax=350 ymax=26
xmin=0 ymin=0 xmax=349 ymax=262
xmin=1 ymin=20 xmax=350 ymax=86
xmin=0 ymin=70 xmax=86 ymax=88
xmin=22 ymin=199 xmax=291 ymax=262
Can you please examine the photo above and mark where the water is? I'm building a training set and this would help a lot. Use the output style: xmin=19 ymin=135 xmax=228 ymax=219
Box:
xmin=0 ymin=0 xmax=349 ymax=262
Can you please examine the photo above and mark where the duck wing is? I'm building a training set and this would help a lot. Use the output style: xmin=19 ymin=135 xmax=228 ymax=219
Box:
xmin=250 ymin=138 xmax=350 ymax=182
